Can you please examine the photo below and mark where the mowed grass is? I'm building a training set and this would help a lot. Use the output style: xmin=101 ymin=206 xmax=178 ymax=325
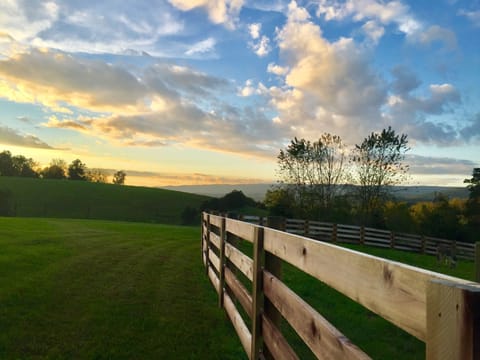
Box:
xmin=0 ymin=217 xmax=245 ymax=359
xmin=0 ymin=177 xmax=209 ymax=224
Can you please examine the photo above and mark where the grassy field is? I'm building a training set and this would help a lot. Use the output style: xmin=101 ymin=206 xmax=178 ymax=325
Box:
xmin=0 ymin=177 xmax=209 ymax=224
xmin=0 ymin=217 xmax=245 ymax=359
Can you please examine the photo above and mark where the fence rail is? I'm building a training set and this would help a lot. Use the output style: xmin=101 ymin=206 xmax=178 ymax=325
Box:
xmin=202 ymin=212 xmax=480 ymax=360
xmin=238 ymin=215 xmax=477 ymax=261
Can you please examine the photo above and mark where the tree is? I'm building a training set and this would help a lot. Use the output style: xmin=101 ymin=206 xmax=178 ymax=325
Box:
xmin=42 ymin=159 xmax=67 ymax=179
xmin=12 ymin=155 xmax=38 ymax=177
xmin=0 ymin=151 xmax=14 ymax=176
xmin=352 ymin=127 xmax=409 ymax=225
xmin=86 ymin=169 xmax=107 ymax=183
xmin=264 ymin=188 xmax=295 ymax=217
xmin=112 ymin=170 xmax=126 ymax=185
xmin=276 ymin=134 xmax=348 ymax=218
xmin=464 ymin=168 xmax=480 ymax=241
xmin=68 ymin=159 xmax=87 ymax=180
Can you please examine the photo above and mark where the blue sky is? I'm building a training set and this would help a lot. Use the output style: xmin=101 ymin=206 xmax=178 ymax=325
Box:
xmin=0 ymin=0 xmax=479 ymax=186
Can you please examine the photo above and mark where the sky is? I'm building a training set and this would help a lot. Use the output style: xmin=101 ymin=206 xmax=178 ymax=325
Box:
xmin=0 ymin=0 xmax=479 ymax=187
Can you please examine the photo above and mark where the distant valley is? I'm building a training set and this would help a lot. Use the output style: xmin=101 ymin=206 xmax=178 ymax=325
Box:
xmin=161 ymin=183 xmax=469 ymax=202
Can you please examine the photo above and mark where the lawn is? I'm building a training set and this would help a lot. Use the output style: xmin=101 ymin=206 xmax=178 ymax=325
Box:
xmin=0 ymin=217 xmax=244 ymax=359
xmin=0 ymin=176 xmax=209 ymax=224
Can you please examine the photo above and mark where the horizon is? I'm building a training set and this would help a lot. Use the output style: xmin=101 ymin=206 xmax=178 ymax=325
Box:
xmin=0 ymin=1 xmax=479 ymax=188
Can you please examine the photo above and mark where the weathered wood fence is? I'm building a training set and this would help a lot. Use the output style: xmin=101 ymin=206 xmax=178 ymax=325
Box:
xmin=239 ymin=215 xmax=477 ymax=261
xmin=202 ymin=212 xmax=480 ymax=360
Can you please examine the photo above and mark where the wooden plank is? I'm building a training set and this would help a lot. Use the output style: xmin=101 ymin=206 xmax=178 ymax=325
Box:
xmin=476 ymin=242 xmax=480 ymax=283
xmin=210 ymin=232 xmax=221 ymax=250
xmin=263 ymin=228 xmax=472 ymax=341
xmin=251 ymin=226 xmax=265 ymax=360
xmin=426 ymin=280 xmax=480 ymax=359
xmin=224 ymin=292 xmax=252 ymax=358
xmin=225 ymin=267 xmax=253 ymax=319
xmin=219 ymin=217 xmax=226 ymax=307
xmin=209 ymin=250 xmax=220 ymax=273
xmin=208 ymin=266 xmax=220 ymax=294
xmin=210 ymin=214 xmax=223 ymax=227
xmin=225 ymin=242 xmax=254 ymax=281
xmin=262 ymin=314 xmax=299 ymax=360
xmin=263 ymin=270 xmax=371 ymax=360
xmin=226 ymin=218 xmax=255 ymax=243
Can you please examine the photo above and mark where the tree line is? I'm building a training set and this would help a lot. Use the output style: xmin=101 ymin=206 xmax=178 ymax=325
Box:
xmin=0 ymin=150 xmax=126 ymax=185
xmin=265 ymin=127 xmax=479 ymax=243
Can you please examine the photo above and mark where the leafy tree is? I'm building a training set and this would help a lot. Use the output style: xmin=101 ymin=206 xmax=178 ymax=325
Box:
xmin=201 ymin=190 xmax=257 ymax=212
xmin=68 ymin=159 xmax=87 ymax=181
xmin=276 ymin=134 xmax=348 ymax=218
xmin=264 ymin=188 xmax=296 ymax=217
xmin=0 ymin=151 xmax=14 ymax=176
xmin=464 ymin=168 xmax=480 ymax=241
xmin=112 ymin=170 xmax=126 ymax=185
xmin=181 ymin=206 xmax=199 ymax=225
xmin=86 ymin=169 xmax=107 ymax=183
xmin=351 ymin=127 xmax=409 ymax=225
xmin=12 ymin=155 xmax=38 ymax=177
xmin=41 ymin=159 xmax=67 ymax=179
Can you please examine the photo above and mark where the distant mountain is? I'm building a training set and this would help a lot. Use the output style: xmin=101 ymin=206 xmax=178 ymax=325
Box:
xmin=161 ymin=183 xmax=469 ymax=203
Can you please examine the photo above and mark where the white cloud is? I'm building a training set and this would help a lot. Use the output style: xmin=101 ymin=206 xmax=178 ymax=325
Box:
xmin=185 ymin=37 xmax=217 ymax=56
xmin=413 ymin=25 xmax=457 ymax=50
xmin=251 ymin=35 xmax=271 ymax=57
xmin=458 ymin=9 xmax=480 ymax=27
xmin=267 ymin=63 xmax=289 ymax=76
xmin=362 ymin=20 xmax=385 ymax=44
xmin=169 ymin=0 xmax=244 ymax=29
xmin=248 ymin=23 xmax=262 ymax=39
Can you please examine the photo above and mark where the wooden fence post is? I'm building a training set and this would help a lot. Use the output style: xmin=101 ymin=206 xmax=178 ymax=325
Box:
xmin=205 ymin=214 xmax=211 ymax=275
xmin=332 ymin=223 xmax=338 ymax=243
xmin=476 ymin=242 xmax=480 ymax=283
xmin=390 ymin=231 xmax=395 ymax=249
xmin=426 ymin=280 xmax=480 ymax=359
xmin=218 ymin=216 xmax=226 ymax=308
xmin=304 ymin=219 xmax=309 ymax=238
xmin=360 ymin=225 xmax=365 ymax=245
xmin=251 ymin=226 xmax=265 ymax=360
xmin=421 ymin=235 xmax=426 ymax=254
xmin=264 ymin=217 xmax=284 ymax=360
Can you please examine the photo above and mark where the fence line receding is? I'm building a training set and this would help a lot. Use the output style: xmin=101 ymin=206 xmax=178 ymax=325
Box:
xmin=202 ymin=212 xmax=480 ymax=360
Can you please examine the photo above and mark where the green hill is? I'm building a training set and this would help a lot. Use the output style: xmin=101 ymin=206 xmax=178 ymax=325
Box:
xmin=0 ymin=177 xmax=210 ymax=224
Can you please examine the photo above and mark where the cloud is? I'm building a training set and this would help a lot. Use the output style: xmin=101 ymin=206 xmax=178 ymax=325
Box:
xmin=0 ymin=1 xmax=185 ymax=57
xmin=412 ymin=25 xmax=457 ymax=50
xmin=248 ymin=23 xmax=262 ymax=39
xmin=267 ymin=63 xmax=289 ymax=76
xmin=0 ymin=125 xmax=55 ymax=149
xmin=460 ymin=113 xmax=480 ymax=142
xmin=407 ymin=154 xmax=476 ymax=175
xmin=184 ymin=37 xmax=217 ymax=56
xmin=458 ymin=9 xmax=480 ymax=27
xmin=361 ymin=20 xmax=385 ymax=44
xmin=169 ymin=0 xmax=244 ymax=29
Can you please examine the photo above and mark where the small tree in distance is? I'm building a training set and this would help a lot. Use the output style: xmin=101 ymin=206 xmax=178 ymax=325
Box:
xmin=68 ymin=159 xmax=87 ymax=181
xmin=352 ymin=126 xmax=410 ymax=225
xmin=113 ymin=170 xmax=126 ymax=185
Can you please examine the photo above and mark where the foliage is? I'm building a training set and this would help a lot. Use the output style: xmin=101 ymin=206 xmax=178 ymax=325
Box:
xmin=181 ymin=205 xmax=199 ymax=225
xmin=352 ymin=127 xmax=409 ymax=225
xmin=264 ymin=187 xmax=296 ymax=217
xmin=113 ymin=170 xmax=126 ymax=185
xmin=201 ymin=190 xmax=258 ymax=212
xmin=41 ymin=159 xmax=67 ymax=179
xmin=68 ymin=159 xmax=87 ymax=180
xmin=0 ymin=150 xmax=38 ymax=178
xmin=463 ymin=168 xmax=480 ymax=241
xmin=86 ymin=168 xmax=108 ymax=183
xmin=276 ymin=134 xmax=348 ymax=218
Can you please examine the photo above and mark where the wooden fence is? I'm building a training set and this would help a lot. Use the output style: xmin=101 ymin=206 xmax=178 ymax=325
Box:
xmin=238 ymin=215 xmax=477 ymax=261
xmin=201 ymin=212 xmax=480 ymax=360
